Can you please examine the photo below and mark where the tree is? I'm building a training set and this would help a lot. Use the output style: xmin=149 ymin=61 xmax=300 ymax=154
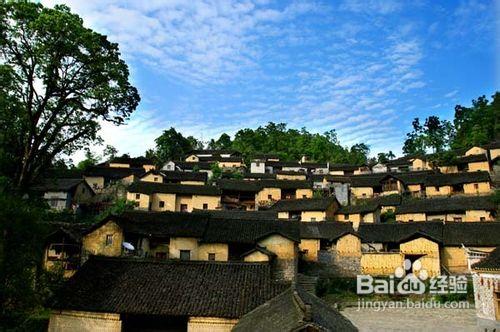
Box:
xmin=207 ymin=133 xmax=232 ymax=150
xmin=402 ymin=117 xmax=454 ymax=155
xmin=452 ymin=93 xmax=499 ymax=150
xmin=102 ymin=145 xmax=118 ymax=160
xmin=0 ymin=2 xmax=140 ymax=191
xmin=76 ymin=148 xmax=100 ymax=170
xmin=153 ymin=128 xmax=197 ymax=164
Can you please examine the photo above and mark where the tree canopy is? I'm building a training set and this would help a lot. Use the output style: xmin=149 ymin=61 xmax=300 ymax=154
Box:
xmin=403 ymin=93 xmax=499 ymax=155
xmin=0 ymin=2 xmax=140 ymax=191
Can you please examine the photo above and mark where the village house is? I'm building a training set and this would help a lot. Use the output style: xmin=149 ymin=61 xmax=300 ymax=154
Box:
xmin=256 ymin=180 xmax=314 ymax=208
xmin=334 ymin=201 xmax=381 ymax=229
xmin=107 ymin=155 xmax=156 ymax=171
xmin=126 ymin=181 xmax=221 ymax=212
xmin=184 ymin=150 xmax=245 ymax=170
xmin=311 ymin=174 xmax=350 ymax=205
xmin=472 ymin=246 xmax=500 ymax=330
xmin=217 ymin=179 xmax=262 ymax=210
xmin=356 ymin=194 xmax=402 ymax=214
xmin=242 ymin=172 xmax=276 ymax=181
xmin=394 ymin=195 xmax=497 ymax=222
xmin=139 ymin=169 xmax=207 ymax=185
xmin=83 ymin=166 xmax=144 ymax=192
xmin=329 ymin=164 xmax=369 ymax=175
xmin=31 ymin=178 xmax=94 ymax=211
xmin=249 ymin=154 xmax=280 ymax=173
xmin=162 ymin=160 xmax=214 ymax=177
xmin=349 ymin=174 xmax=405 ymax=199
xmin=272 ymin=196 xmax=340 ymax=222
xmin=424 ymin=171 xmax=492 ymax=197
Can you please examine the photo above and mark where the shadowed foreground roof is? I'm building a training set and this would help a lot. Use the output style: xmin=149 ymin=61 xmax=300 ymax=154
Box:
xmin=52 ymin=257 xmax=288 ymax=318
xmin=127 ymin=181 xmax=221 ymax=196
xmin=395 ymin=195 xmax=496 ymax=214
xmin=232 ymin=286 xmax=358 ymax=332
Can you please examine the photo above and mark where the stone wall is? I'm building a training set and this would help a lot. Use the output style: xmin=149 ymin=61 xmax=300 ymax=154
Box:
xmin=472 ymin=272 xmax=500 ymax=322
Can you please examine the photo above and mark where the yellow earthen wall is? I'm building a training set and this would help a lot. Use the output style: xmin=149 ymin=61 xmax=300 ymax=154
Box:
xmin=361 ymin=252 xmax=403 ymax=276
xmin=336 ymin=234 xmax=361 ymax=257
xmin=197 ymin=243 xmax=228 ymax=261
xmin=465 ymin=210 xmax=494 ymax=222
xmin=48 ymin=310 xmax=121 ymax=332
xmin=426 ymin=185 xmax=452 ymax=197
xmin=276 ymin=174 xmax=307 ymax=180
xmin=192 ymin=195 xmax=221 ymax=210
xmin=301 ymin=211 xmax=327 ymax=222
xmin=187 ymin=317 xmax=238 ymax=332
xmin=82 ymin=221 xmax=123 ymax=257
xmin=127 ymin=192 xmax=151 ymax=210
xmin=243 ymin=251 xmax=271 ymax=262
xmin=299 ymin=239 xmax=320 ymax=261
xmin=463 ymin=182 xmax=491 ymax=195
xmin=396 ymin=213 xmax=426 ymax=222
xmin=169 ymin=237 xmax=199 ymax=259
xmin=468 ymin=161 xmax=490 ymax=172
xmin=296 ymin=188 xmax=313 ymax=198
xmin=351 ymin=187 xmax=374 ymax=198
xmin=257 ymin=234 xmax=296 ymax=260
xmin=465 ymin=147 xmax=487 ymax=156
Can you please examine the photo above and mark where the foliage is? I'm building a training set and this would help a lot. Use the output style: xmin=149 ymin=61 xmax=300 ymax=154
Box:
xmin=376 ymin=151 xmax=395 ymax=164
xmin=403 ymin=92 xmax=499 ymax=156
xmin=102 ymin=145 xmax=118 ymax=160
xmin=452 ymin=93 xmax=500 ymax=150
xmin=0 ymin=2 xmax=140 ymax=191
xmin=0 ymin=192 xmax=50 ymax=327
xmin=208 ymin=163 xmax=222 ymax=184
xmin=152 ymin=127 xmax=203 ymax=165
xmin=96 ymin=197 xmax=136 ymax=222
xmin=76 ymin=148 xmax=101 ymax=170
xmin=381 ymin=209 xmax=396 ymax=223
xmin=403 ymin=117 xmax=454 ymax=155
xmin=207 ymin=133 xmax=232 ymax=150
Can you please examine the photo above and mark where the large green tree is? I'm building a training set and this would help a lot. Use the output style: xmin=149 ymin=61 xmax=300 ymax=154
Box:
xmin=153 ymin=128 xmax=202 ymax=164
xmin=402 ymin=116 xmax=454 ymax=155
xmin=0 ymin=2 xmax=140 ymax=191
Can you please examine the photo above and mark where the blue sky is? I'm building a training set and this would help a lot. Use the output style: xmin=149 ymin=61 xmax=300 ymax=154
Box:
xmin=42 ymin=0 xmax=498 ymax=161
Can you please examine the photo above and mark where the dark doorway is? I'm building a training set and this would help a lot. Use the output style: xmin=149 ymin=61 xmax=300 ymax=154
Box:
xmin=121 ymin=314 xmax=188 ymax=332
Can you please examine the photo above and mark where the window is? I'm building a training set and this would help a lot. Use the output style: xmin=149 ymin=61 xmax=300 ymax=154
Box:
xmin=256 ymin=162 xmax=260 ymax=167
xmin=362 ymin=193 xmax=367 ymax=198
xmin=159 ymin=201 xmax=165 ymax=208
xmin=409 ymin=219 xmax=414 ymax=222
xmin=474 ymin=183 xmax=479 ymax=190
xmin=302 ymin=195 xmax=307 ymax=199
xmin=92 ymin=183 xmax=99 ymax=190
xmin=180 ymin=204 xmax=188 ymax=212
xmin=208 ymin=253 xmax=216 ymax=261
xmin=82 ymin=187 xmax=86 ymax=194
xmin=453 ymin=217 xmax=462 ymax=222
xmin=344 ymin=214 xmax=349 ymax=220
xmin=105 ymin=234 xmax=113 ymax=246
xmin=310 ymin=217 xmax=316 ymax=222
xmin=436 ymin=187 xmax=440 ymax=192
xmin=203 ymin=203 xmax=208 ymax=210
xmin=303 ymin=249 xmax=309 ymax=254
xmin=135 ymin=193 xmax=140 ymax=199
xmin=154 ymin=177 xmax=159 ymax=182
xmin=180 ymin=250 xmax=191 ymax=260
xmin=480 ymin=217 xmax=486 ymax=222
xmin=268 ymin=194 xmax=273 ymax=200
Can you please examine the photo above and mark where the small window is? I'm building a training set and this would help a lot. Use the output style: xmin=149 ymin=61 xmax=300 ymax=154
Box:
xmin=135 ymin=193 xmax=140 ymax=199
xmin=436 ymin=187 xmax=440 ymax=192
xmin=180 ymin=204 xmax=188 ymax=212
xmin=453 ymin=217 xmax=462 ymax=222
xmin=159 ymin=201 xmax=165 ymax=208
xmin=362 ymin=193 xmax=367 ymax=198
xmin=344 ymin=214 xmax=349 ymax=220
xmin=268 ymin=194 xmax=273 ymax=200
xmin=409 ymin=219 xmax=414 ymax=222
xmin=303 ymin=249 xmax=309 ymax=254
xmin=208 ymin=253 xmax=216 ymax=261
xmin=480 ymin=217 xmax=486 ymax=222
xmin=154 ymin=177 xmax=159 ymax=182
xmin=474 ymin=183 xmax=479 ymax=190
xmin=105 ymin=234 xmax=113 ymax=246
xmin=93 ymin=183 xmax=99 ymax=189
xmin=180 ymin=250 xmax=191 ymax=260
xmin=310 ymin=217 xmax=316 ymax=222
xmin=302 ymin=195 xmax=307 ymax=199
xmin=256 ymin=162 xmax=260 ymax=167
xmin=203 ymin=203 xmax=208 ymax=210
xmin=82 ymin=187 xmax=86 ymax=194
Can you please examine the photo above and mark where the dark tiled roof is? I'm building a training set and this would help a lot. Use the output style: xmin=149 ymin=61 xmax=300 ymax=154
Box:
xmin=84 ymin=166 xmax=144 ymax=180
xmin=109 ymin=156 xmax=154 ymax=167
xmin=141 ymin=170 xmax=207 ymax=182
xmin=356 ymin=195 xmax=402 ymax=207
xmin=31 ymin=178 xmax=86 ymax=192
xmin=329 ymin=164 xmax=361 ymax=171
xmin=424 ymin=171 xmax=490 ymax=186
xmin=241 ymin=245 xmax=277 ymax=259
xmin=267 ymin=161 xmax=302 ymax=168
xmin=202 ymin=218 xmax=301 ymax=244
xmin=483 ymin=140 xmax=500 ymax=150
xmin=472 ymin=246 xmax=500 ymax=271
xmin=311 ymin=174 xmax=351 ymax=183
xmin=395 ymin=196 xmax=496 ymax=214
xmin=253 ymin=154 xmax=280 ymax=160
xmin=259 ymin=180 xmax=312 ymax=189
xmin=300 ymin=162 xmax=328 ymax=169
xmin=455 ymin=154 xmax=488 ymax=164
xmin=276 ymin=170 xmax=307 ymax=175
xmin=43 ymin=168 xmax=84 ymax=179
xmin=188 ymin=149 xmax=240 ymax=156
xmin=385 ymin=156 xmax=413 ymax=166
xmin=443 ymin=223 xmax=500 ymax=246
xmin=174 ymin=161 xmax=214 ymax=170
xmin=243 ymin=173 xmax=276 ymax=180
xmin=349 ymin=174 xmax=388 ymax=187
xmin=338 ymin=202 xmax=380 ymax=214
xmin=217 ymin=179 xmax=262 ymax=192
xmin=357 ymin=222 xmax=444 ymax=243
xmin=233 ymin=286 xmax=357 ymax=332
xmin=128 ymin=182 xmax=221 ymax=196
xmin=113 ymin=211 xmax=209 ymax=238
xmin=51 ymin=257 xmax=287 ymax=318
xmin=271 ymin=196 xmax=339 ymax=212
xmin=395 ymin=171 xmax=435 ymax=185
xmin=300 ymin=222 xmax=355 ymax=240
xmin=193 ymin=209 xmax=277 ymax=220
